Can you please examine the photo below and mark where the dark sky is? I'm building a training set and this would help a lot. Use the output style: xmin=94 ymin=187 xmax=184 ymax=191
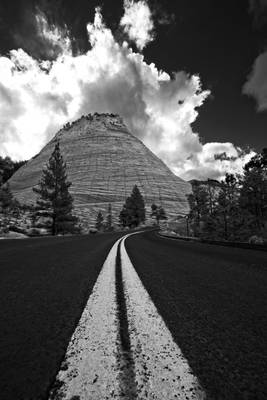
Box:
xmin=0 ymin=0 xmax=266 ymax=152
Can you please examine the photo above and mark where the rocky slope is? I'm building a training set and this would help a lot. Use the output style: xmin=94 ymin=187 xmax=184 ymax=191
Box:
xmin=9 ymin=113 xmax=191 ymax=229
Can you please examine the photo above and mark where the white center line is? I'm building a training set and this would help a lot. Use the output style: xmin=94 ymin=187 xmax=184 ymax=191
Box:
xmin=49 ymin=237 xmax=122 ymax=400
xmin=49 ymin=232 xmax=206 ymax=399
xmin=121 ymin=234 xmax=205 ymax=399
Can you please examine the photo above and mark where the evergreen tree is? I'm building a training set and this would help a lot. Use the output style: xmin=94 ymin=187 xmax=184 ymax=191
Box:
xmin=0 ymin=183 xmax=14 ymax=233
xmin=119 ymin=185 xmax=146 ymax=228
xmin=206 ymin=179 xmax=221 ymax=214
xmin=119 ymin=205 xmax=128 ymax=228
xmin=95 ymin=211 xmax=104 ymax=231
xmin=186 ymin=149 xmax=267 ymax=241
xmin=187 ymin=181 xmax=210 ymax=236
xmin=106 ymin=203 xmax=113 ymax=231
xmin=0 ymin=183 xmax=13 ymax=211
xmin=239 ymin=148 xmax=267 ymax=233
xmin=214 ymin=174 xmax=241 ymax=240
xmin=0 ymin=156 xmax=27 ymax=184
xmin=151 ymin=203 xmax=167 ymax=225
xmin=33 ymin=141 xmax=78 ymax=235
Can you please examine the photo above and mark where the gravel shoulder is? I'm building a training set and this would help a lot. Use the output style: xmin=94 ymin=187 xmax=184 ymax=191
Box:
xmin=125 ymin=231 xmax=267 ymax=400
xmin=0 ymin=232 xmax=126 ymax=400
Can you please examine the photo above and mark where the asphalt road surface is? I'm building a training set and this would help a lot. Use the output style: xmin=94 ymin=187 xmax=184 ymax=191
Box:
xmin=1 ymin=230 xmax=267 ymax=400
xmin=126 ymin=231 xmax=267 ymax=400
xmin=49 ymin=233 xmax=205 ymax=400
xmin=0 ymin=232 xmax=126 ymax=400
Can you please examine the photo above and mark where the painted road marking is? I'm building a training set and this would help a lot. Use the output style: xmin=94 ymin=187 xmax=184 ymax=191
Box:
xmin=120 ymin=234 xmax=205 ymax=399
xmin=49 ymin=232 xmax=205 ymax=399
xmin=49 ymin=238 xmax=121 ymax=400
xmin=115 ymin=240 xmax=138 ymax=399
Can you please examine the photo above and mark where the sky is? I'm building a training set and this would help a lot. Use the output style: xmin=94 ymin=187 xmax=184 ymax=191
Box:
xmin=0 ymin=0 xmax=266 ymax=180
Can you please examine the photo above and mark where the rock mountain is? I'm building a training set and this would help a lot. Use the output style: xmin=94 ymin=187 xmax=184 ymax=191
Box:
xmin=9 ymin=113 xmax=191 ymax=229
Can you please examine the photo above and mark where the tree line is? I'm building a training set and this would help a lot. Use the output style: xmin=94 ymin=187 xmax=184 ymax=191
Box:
xmin=0 ymin=158 xmax=23 ymax=234
xmin=2 ymin=141 xmax=265 ymax=240
xmin=0 ymin=156 xmax=27 ymax=184
xmin=0 ymin=143 xmax=78 ymax=235
xmin=187 ymin=148 xmax=267 ymax=241
xmin=95 ymin=187 xmax=166 ymax=231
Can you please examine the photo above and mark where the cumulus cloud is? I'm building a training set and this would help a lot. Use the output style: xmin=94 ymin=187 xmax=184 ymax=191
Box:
xmin=120 ymin=0 xmax=154 ymax=50
xmin=0 ymin=6 xmax=253 ymax=180
xmin=180 ymin=143 xmax=255 ymax=181
xmin=243 ymin=51 xmax=267 ymax=110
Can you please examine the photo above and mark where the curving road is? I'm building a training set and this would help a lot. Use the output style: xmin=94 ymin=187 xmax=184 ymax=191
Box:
xmin=0 ymin=230 xmax=267 ymax=399
xmin=0 ymin=232 xmax=126 ymax=400
xmin=49 ymin=232 xmax=204 ymax=400
xmin=126 ymin=231 xmax=267 ymax=400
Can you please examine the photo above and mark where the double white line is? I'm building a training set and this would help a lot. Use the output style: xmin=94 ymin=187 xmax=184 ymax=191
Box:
xmin=49 ymin=232 xmax=205 ymax=399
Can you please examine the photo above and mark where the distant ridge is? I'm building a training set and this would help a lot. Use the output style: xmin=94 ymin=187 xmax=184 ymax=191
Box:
xmin=9 ymin=113 xmax=191 ymax=229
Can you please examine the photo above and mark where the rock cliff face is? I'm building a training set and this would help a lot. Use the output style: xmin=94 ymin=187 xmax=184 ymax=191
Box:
xmin=9 ymin=113 xmax=191 ymax=229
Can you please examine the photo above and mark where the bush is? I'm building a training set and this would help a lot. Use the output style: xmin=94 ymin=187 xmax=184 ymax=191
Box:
xmin=248 ymin=235 xmax=265 ymax=245
xmin=27 ymin=228 xmax=41 ymax=236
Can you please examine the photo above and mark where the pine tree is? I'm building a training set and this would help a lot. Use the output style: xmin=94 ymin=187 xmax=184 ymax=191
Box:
xmin=0 ymin=156 xmax=26 ymax=184
xmin=106 ymin=203 xmax=113 ymax=231
xmin=0 ymin=183 xmax=14 ymax=233
xmin=151 ymin=203 xmax=167 ymax=225
xmin=215 ymin=174 xmax=241 ymax=240
xmin=239 ymin=148 xmax=267 ymax=233
xmin=119 ymin=205 xmax=128 ymax=228
xmin=119 ymin=185 xmax=146 ymax=228
xmin=0 ymin=183 xmax=13 ymax=211
xmin=95 ymin=211 xmax=104 ymax=231
xmin=187 ymin=181 xmax=209 ymax=236
xmin=186 ymin=149 xmax=267 ymax=241
xmin=33 ymin=141 xmax=78 ymax=235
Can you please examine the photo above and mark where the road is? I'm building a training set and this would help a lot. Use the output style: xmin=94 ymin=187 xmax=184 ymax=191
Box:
xmin=49 ymin=233 xmax=204 ymax=400
xmin=0 ymin=232 xmax=127 ymax=400
xmin=126 ymin=231 xmax=267 ymax=400
xmin=0 ymin=230 xmax=267 ymax=399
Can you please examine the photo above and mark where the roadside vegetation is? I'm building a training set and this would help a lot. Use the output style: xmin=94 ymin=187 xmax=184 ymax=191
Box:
xmin=94 ymin=203 xmax=115 ymax=233
xmin=32 ymin=141 xmax=79 ymax=235
xmin=1 ymin=144 xmax=265 ymax=241
xmin=0 ymin=183 xmax=21 ymax=235
xmin=119 ymin=185 xmax=146 ymax=228
xmin=150 ymin=203 xmax=167 ymax=225
xmin=0 ymin=156 xmax=26 ymax=184
xmin=187 ymin=148 xmax=267 ymax=243
xmin=0 ymin=142 xmax=81 ymax=237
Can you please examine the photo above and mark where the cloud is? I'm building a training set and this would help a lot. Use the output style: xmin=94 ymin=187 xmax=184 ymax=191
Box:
xmin=120 ymin=0 xmax=154 ymax=50
xmin=179 ymin=143 xmax=255 ymax=181
xmin=35 ymin=11 xmax=72 ymax=57
xmin=12 ymin=7 xmax=71 ymax=60
xmin=243 ymin=50 xmax=267 ymax=110
xmin=0 ymin=7 xmax=253 ymax=180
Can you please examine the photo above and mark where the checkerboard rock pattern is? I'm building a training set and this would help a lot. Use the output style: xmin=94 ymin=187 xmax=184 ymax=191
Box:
xmin=9 ymin=113 xmax=191 ymax=230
